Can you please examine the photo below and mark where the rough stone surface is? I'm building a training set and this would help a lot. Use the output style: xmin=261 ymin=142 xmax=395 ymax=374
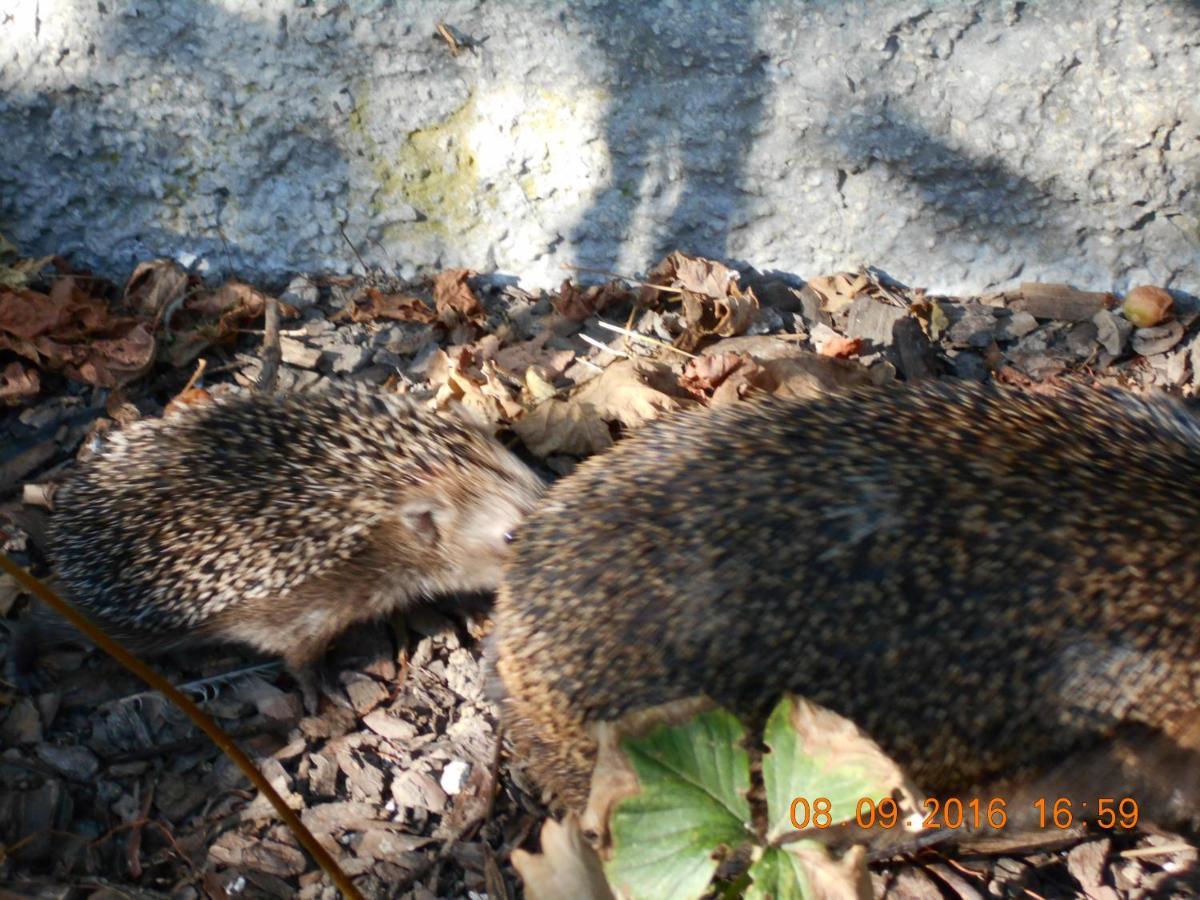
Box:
xmin=0 ymin=0 xmax=1196 ymax=295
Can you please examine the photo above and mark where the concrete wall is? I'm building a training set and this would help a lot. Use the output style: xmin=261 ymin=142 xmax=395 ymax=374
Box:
xmin=1 ymin=0 xmax=1196 ymax=295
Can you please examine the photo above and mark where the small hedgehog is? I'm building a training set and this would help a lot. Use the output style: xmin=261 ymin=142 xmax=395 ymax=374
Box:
xmin=17 ymin=387 xmax=544 ymax=710
xmin=493 ymin=381 xmax=1200 ymax=825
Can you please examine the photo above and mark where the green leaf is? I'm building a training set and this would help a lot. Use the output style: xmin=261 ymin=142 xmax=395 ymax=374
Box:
xmin=747 ymin=844 xmax=871 ymax=900
xmin=745 ymin=845 xmax=811 ymax=900
xmin=762 ymin=694 xmax=908 ymax=843
xmin=605 ymin=708 xmax=753 ymax=900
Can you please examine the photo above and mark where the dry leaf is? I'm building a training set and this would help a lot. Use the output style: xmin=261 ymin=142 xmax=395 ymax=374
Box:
xmin=166 ymin=281 xmax=292 ymax=367
xmin=0 ymin=277 xmax=157 ymax=387
xmin=493 ymin=330 xmax=576 ymax=380
xmin=678 ymin=286 xmax=759 ymax=350
xmin=163 ymin=386 xmax=214 ymax=418
xmin=817 ymin=334 xmax=863 ymax=359
xmin=680 ymin=351 xmax=750 ymax=397
xmin=512 ymin=814 xmax=616 ymax=900
xmin=428 ymin=347 xmax=523 ymax=427
xmin=433 ymin=268 xmax=486 ymax=327
xmin=642 ymin=250 xmax=740 ymax=303
xmin=123 ymin=259 xmax=190 ymax=322
xmin=0 ymin=361 xmax=39 ymax=405
xmin=344 ymin=287 xmax=437 ymax=324
xmin=808 ymin=272 xmax=868 ymax=314
xmin=553 ymin=279 xmax=629 ymax=322
xmin=513 ymin=358 xmax=693 ymax=457
xmin=695 ymin=337 xmax=874 ymax=405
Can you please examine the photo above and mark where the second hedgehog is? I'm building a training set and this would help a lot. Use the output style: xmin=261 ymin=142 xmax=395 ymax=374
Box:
xmin=23 ymin=388 xmax=545 ymax=709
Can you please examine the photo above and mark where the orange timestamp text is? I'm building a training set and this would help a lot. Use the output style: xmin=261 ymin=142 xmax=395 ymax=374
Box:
xmin=789 ymin=796 xmax=1140 ymax=831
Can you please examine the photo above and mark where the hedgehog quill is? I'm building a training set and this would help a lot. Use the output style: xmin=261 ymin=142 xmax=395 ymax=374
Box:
xmin=493 ymin=381 xmax=1200 ymax=828
xmin=16 ymin=387 xmax=544 ymax=711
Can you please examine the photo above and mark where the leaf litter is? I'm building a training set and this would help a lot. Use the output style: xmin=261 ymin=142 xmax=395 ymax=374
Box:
xmin=0 ymin=237 xmax=1197 ymax=898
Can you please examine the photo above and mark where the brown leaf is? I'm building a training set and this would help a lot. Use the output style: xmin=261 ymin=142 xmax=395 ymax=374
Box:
xmin=553 ymin=279 xmax=629 ymax=322
xmin=642 ymin=251 xmax=740 ymax=303
xmin=0 ymin=277 xmax=157 ymax=387
xmin=166 ymin=281 xmax=293 ymax=367
xmin=513 ymin=358 xmax=692 ymax=458
xmin=346 ymin=287 xmax=437 ymax=324
xmin=808 ymin=272 xmax=868 ymax=314
xmin=123 ymin=258 xmax=190 ymax=321
xmin=433 ymin=268 xmax=486 ymax=327
xmin=692 ymin=338 xmax=874 ymax=406
xmin=678 ymin=286 xmax=759 ymax=349
xmin=818 ymin=334 xmax=863 ymax=358
xmin=493 ymin=330 xmax=576 ymax=380
xmin=679 ymin=351 xmax=750 ymax=397
xmin=428 ymin=347 xmax=524 ymax=427
xmin=0 ymin=286 xmax=72 ymax=340
xmin=0 ymin=361 xmax=39 ymax=406
xmin=512 ymin=814 xmax=616 ymax=900
xmin=512 ymin=398 xmax=614 ymax=457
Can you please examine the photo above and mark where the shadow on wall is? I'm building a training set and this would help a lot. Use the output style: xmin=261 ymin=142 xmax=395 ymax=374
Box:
xmin=567 ymin=1 xmax=771 ymax=275
xmin=828 ymin=107 xmax=1069 ymax=282
xmin=1 ymin=1 xmax=1195 ymax=286
xmin=0 ymin=0 xmax=353 ymax=282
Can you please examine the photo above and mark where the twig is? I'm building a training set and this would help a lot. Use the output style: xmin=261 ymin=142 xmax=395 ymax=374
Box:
xmin=595 ymin=319 xmax=696 ymax=359
xmin=1121 ymin=843 xmax=1197 ymax=859
xmin=0 ymin=553 xmax=364 ymax=900
xmin=257 ymin=296 xmax=281 ymax=394
xmin=560 ymin=263 xmax=682 ymax=294
xmin=339 ymin=222 xmax=370 ymax=274
xmin=578 ymin=333 xmax=629 ymax=359
xmin=435 ymin=21 xmax=461 ymax=56
xmin=181 ymin=358 xmax=206 ymax=394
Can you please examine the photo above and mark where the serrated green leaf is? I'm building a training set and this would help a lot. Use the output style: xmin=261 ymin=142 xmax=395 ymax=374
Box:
xmin=763 ymin=694 xmax=906 ymax=843
xmin=605 ymin=708 xmax=753 ymax=900
xmin=745 ymin=845 xmax=812 ymax=900
xmin=748 ymin=843 xmax=870 ymax=900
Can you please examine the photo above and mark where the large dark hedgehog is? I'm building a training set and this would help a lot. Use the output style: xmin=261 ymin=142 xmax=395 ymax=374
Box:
xmin=15 ymin=387 xmax=544 ymax=710
xmin=492 ymin=381 xmax=1200 ymax=825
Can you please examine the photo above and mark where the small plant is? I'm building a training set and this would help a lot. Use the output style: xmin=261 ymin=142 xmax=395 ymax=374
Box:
xmin=515 ymin=693 xmax=920 ymax=900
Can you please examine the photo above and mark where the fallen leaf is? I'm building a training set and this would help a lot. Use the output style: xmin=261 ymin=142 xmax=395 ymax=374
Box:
xmin=554 ymin=279 xmax=630 ymax=322
xmin=679 ymin=351 xmax=750 ymax=397
xmin=512 ymin=815 xmax=616 ymax=900
xmin=493 ymin=330 xmax=576 ymax=380
xmin=344 ymin=287 xmax=437 ymax=325
xmin=678 ymin=286 xmax=759 ymax=350
xmin=0 ymin=277 xmax=157 ymax=387
xmin=816 ymin=333 xmax=863 ymax=359
xmin=513 ymin=358 xmax=693 ymax=457
xmin=0 ymin=361 xmax=39 ymax=405
xmin=641 ymin=251 xmax=740 ymax=303
xmin=165 ymin=281 xmax=293 ymax=367
xmin=808 ymin=272 xmax=868 ymax=315
xmin=123 ymin=259 xmax=190 ymax=322
xmin=433 ymin=268 xmax=486 ymax=327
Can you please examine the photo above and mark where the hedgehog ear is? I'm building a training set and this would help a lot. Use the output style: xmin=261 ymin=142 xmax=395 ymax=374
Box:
xmin=399 ymin=497 xmax=453 ymax=545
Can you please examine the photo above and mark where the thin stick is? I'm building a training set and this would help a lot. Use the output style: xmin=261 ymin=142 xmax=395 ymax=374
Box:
xmin=1120 ymin=843 xmax=1197 ymax=859
xmin=560 ymin=263 xmax=682 ymax=294
xmin=0 ymin=553 xmax=364 ymax=900
xmin=257 ymin=297 xmax=281 ymax=393
xmin=579 ymin=333 xmax=629 ymax=358
xmin=181 ymin=358 xmax=207 ymax=394
xmin=595 ymin=319 xmax=696 ymax=359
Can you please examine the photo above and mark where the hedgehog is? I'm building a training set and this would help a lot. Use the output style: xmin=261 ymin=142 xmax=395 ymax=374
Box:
xmin=492 ymin=380 xmax=1200 ymax=828
xmin=15 ymin=386 xmax=545 ymax=711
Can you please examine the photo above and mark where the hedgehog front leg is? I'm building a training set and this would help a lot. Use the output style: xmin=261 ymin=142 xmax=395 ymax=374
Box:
xmin=283 ymin=640 xmax=344 ymax=715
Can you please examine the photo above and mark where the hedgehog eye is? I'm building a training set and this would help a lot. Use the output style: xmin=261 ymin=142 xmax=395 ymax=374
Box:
xmin=503 ymin=531 xmax=516 ymax=544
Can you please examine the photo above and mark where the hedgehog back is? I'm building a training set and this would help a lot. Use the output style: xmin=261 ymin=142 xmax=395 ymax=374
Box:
xmin=49 ymin=390 xmax=500 ymax=631
xmin=495 ymin=382 xmax=1200 ymax=801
